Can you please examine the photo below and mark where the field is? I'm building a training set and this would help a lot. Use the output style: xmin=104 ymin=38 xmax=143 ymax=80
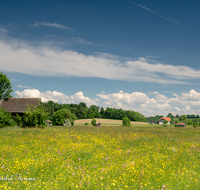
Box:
xmin=0 ymin=125 xmax=200 ymax=189
xmin=75 ymin=118 xmax=149 ymax=126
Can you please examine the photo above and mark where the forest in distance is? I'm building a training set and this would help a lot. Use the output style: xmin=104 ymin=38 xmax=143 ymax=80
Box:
xmin=42 ymin=101 xmax=200 ymax=123
xmin=42 ymin=101 xmax=146 ymax=122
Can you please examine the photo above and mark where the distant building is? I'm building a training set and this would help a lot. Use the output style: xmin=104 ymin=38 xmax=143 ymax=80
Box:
xmin=177 ymin=123 xmax=186 ymax=127
xmin=0 ymin=98 xmax=41 ymax=116
xmin=158 ymin=117 xmax=171 ymax=124
xmin=96 ymin=122 xmax=101 ymax=126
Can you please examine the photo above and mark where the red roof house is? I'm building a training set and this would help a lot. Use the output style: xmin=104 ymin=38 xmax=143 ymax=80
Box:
xmin=158 ymin=117 xmax=171 ymax=124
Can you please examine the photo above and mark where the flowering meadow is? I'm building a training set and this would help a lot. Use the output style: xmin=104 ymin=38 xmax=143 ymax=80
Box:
xmin=0 ymin=125 xmax=200 ymax=189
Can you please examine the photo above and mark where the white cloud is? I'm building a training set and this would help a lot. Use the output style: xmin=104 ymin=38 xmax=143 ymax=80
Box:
xmin=15 ymin=88 xmax=200 ymax=116
xmin=1 ymin=39 xmax=200 ymax=85
xmin=28 ymin=22 xmax=72 ymax=30
xmin=17 ymin=85 xmax=31 ymax=88
xmin=15 ymin=89 xmax=98 ymax=106
xmin=97 ymin=89 xmax=200 ymax=117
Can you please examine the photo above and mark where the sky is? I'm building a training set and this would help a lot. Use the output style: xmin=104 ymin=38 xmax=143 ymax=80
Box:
xmin=1 ymin=0 xmax=200 ymax=117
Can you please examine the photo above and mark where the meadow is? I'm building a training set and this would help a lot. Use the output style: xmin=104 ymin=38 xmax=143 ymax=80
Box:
xmin=74 ymin=118 xmax=148 ymax=126
xmin=0 ymin=124 xmax=200 ymax=189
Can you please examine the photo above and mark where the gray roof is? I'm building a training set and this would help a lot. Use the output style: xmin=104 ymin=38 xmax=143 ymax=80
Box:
xmin=0 ymin=98 xmax=41 ymax=113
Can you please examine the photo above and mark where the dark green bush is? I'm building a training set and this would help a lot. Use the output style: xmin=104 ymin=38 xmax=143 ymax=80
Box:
xmin=193 ymin=123 xmax=198 ymax=128
xmin=15 ymin=114 xmax=22 ymax=127
xmin=122 ymin=117 xmax=131 ymax=126
xmin=85 ymin=122 xmax=88 ymax=125
xmin=91 ymin=119 xmax=96 ymax=126
xmin=0 ymin=108 xmax=15 ymax=128
xmin=52 ymin=109 xmax=77 ymax=126
xmin=23 ymin=104 xmax=48 ymax=128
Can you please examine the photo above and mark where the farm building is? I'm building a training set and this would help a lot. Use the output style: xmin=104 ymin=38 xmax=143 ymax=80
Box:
xmin=0 ymin=98 xmax=41 ymax=116
xmin=158 ymin=117 xmax=171 ymax=124
xmin=177 ymin=123 xmax=186 ymax=127
xmin=96 ymin=122 xmax=101 ymax=126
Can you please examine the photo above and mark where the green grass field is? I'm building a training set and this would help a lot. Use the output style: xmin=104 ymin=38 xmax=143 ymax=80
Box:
xmin=0 ymin=125 xmax=200 ymax=189
xmin=75 ymin=118 xmax=149 ymax=126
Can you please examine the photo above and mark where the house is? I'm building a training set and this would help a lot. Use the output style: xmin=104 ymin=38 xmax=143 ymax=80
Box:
xmin=0 ymin=98 xmax=41 ymax=116
xmin=158 ymin=117 xmax=171 ymax=124
xmin=96 ymin=122 xmax=101 ymax=126
xmin=177 ymin=123 xmax=186 ymax=127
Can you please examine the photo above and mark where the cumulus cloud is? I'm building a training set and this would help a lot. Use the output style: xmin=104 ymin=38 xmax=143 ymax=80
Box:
xmin=1 ymin=39 xmax=200 ymax=85
xmin=97 ymin=89 xmax=200 ymax=116
xmin=15 ymin=89 xmax=98 ymax=106
xmin=15 ymin=88 xmax=200 ymax=116
xmin=28 ymin=22 xmax=72 ymax=30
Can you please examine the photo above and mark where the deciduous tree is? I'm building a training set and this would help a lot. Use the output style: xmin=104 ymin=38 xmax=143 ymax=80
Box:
xmin=0 ymin=72 xmax=13 ymax=99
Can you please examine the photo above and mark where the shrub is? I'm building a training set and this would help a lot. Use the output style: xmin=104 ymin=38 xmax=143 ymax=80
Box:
xmin=23 ymin=104 xmax=48 ymax=128
xmin=52 ymin=109 xmax=77 ymax=126
xmin=174 ymin=124 xmax=178 ymax=127
xmin=0 ymin=108 xmax=14 ymax=128
xmin=187 ymin=120 xmax=193 ymax=125
xmin=193 ymin=123 xmax=198 ymax=128
xmin=122 ymin=117 xmax=131 ymax=126
xmin=14 ymin=114 xmax=22 ymax=127
xmin=85 ymin=122 xmax=88 ymax=125
xmin=91 ymin=119 xmax=96 ymax=126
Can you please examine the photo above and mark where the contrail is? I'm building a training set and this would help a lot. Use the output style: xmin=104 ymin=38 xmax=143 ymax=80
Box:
xmin=125 ymin=0 xmax=183 ymax=26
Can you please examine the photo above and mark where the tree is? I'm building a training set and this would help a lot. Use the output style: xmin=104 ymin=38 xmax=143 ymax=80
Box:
xmin=122 ymin=117 xmax=131 ymax=126
xmin=100 ymin=107 xmax=105 ymax=117
xmin=91 ymin=118 xmax=96 ymax=126
xmin=163 ymin=120 xmax=168 ymax=127
xmin=0 ymin=72 xmax=13 ymax=99
xmin=167 ymin=113 xmax=174 ymax=123
xmin=187 ymin=120 xmax=193 ymax=125
xmin=179 ymin=115 xmax=187 ymax=121
xmin=52 ymin=109 xmax=77 ymax=126
xmin=23 ymin=104 xmax=49 ymax=128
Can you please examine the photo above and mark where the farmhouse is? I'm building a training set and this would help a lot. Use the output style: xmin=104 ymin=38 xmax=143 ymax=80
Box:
xmin=177 ymin=123 xmax=186 ymax=127
xmin=0 ymin=98 xmax=41 ymax=116
xmin=158 ymin=117 xmax=171 ymax=124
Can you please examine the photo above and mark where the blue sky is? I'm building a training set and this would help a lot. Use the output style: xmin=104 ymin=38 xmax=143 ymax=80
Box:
xmin=1 ymin=0 xmax=200 ymax=117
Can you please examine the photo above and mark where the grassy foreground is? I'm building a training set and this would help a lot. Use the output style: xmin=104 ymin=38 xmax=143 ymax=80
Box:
xmin=0 ymin=125 xmax=200 ymax=189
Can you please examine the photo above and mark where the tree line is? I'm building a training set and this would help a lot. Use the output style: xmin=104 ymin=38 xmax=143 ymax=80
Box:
xmin=42 ymin=101 xmax=147 ymax=122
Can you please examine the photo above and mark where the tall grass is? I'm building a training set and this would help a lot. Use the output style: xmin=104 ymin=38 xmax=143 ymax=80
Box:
xmin=0 ymin=126 xmax=200 ymax=189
